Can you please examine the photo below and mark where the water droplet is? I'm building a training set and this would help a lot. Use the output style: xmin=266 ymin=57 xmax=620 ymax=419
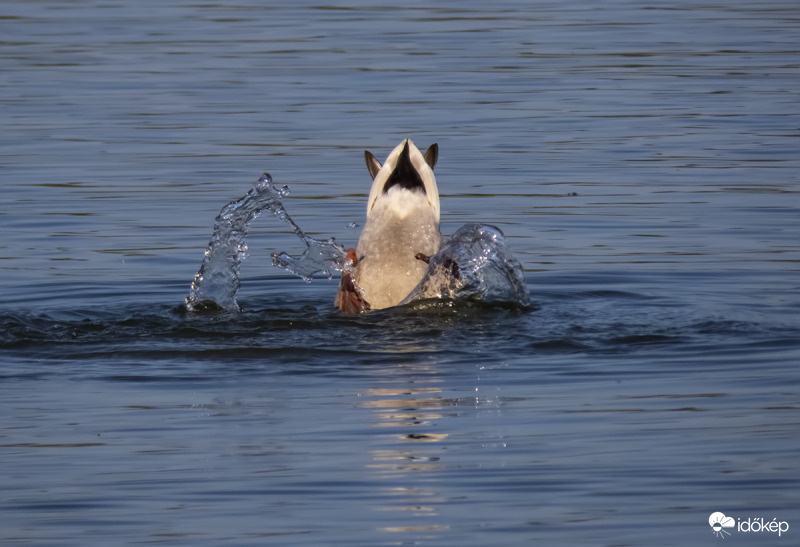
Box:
xmin=257 ymin=172 xmax=272 ymax=186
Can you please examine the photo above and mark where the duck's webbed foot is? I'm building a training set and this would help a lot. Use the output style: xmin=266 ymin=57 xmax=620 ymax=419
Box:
xmin=415 ymin=252 xmax=460 ymax=280
xmin=336 ymin=248 xmax=371 ymax=314
xmin=442 ymin=257 xmax=460 ymax=280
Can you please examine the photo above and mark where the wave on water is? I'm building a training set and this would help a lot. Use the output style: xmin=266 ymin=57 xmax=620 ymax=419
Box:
xmin=2 ymin=301 xmax=797 ymax=376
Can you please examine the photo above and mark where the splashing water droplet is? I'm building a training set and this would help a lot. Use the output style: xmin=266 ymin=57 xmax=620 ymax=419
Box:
xmin=402 ymin=223 xmax=530 ymax=308
xmin=185 ymin=173 xmax=345 ymax=312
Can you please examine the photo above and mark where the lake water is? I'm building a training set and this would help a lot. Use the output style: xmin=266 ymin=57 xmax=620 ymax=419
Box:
xmin=1 ymin=1 xmax=799 ymax=545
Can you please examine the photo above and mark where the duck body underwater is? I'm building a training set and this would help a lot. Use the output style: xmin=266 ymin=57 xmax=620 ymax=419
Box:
xmin=336 ymin=139 xmax=441 ymax=313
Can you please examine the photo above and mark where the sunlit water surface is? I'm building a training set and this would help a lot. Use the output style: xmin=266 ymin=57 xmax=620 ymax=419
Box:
xmin=2 ymin=1 xmax=799 ymax=545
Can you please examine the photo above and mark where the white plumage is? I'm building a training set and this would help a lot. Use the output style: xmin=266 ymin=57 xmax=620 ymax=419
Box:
xmin=337 ymin=139 xmax=441 ymax=312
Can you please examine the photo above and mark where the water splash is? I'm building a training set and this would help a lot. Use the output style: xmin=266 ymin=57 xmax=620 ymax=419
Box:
xmin=403 ymin=223 xmax=530 ymax=308
xmin=186 ymin=174 xmax=528 ymax=313
xmin=270 ymin=237 xmax=345 ymax=282
xmin=185 ymin=173 xmax=345 ymax=312
xmin=186 ymin=173 xmax=278 ymax=312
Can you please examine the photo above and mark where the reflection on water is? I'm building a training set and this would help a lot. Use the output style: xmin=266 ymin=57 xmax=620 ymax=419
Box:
xmin=362 ymin=363 xmax=451 ymax=535
xmin=364 ymin=387 xmax=445 ymax=431
xmin=355 ymin=357 xmax=515 ymax=539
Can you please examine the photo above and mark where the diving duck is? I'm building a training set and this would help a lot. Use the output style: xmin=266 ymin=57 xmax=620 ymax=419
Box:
xmin=336 ymin=139 xmax=440 ymax=313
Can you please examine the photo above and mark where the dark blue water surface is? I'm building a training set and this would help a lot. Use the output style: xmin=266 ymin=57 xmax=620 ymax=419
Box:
xmin=2 ymin=1 xmax=799 ymax=545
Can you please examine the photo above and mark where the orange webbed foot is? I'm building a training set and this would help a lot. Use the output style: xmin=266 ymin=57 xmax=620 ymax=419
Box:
xmin=336 ymin=248 xmax=371 ymax=314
